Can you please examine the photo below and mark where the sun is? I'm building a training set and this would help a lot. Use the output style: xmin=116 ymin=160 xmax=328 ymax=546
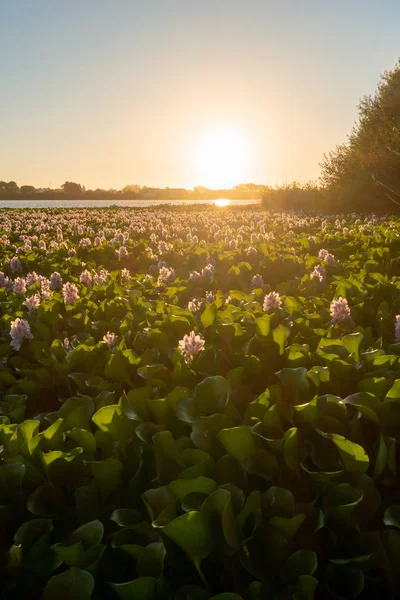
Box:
xmin=192 ymin=126 xmax=250 ymax=189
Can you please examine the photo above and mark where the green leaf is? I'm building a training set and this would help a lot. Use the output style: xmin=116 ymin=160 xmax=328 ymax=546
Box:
xmin=27 ymin=482 xmax=67 ymax=518
xmin=294 ymin=575 xmax=318 ymax=600
xmin=276 ymin=368 xmax=310 ymax=405
xmin=136 ymin=542 xmax=166 ymax=578
xmin=86 ymin=458 xmax=122 ymax=492
xmin=92 ymin=405 xmax=134 ymax=444
xmin=315 ymin=430 xmax=369 ymax=473
xmin=104 ymin=352 xmax=132 ymax=384
xmin=217 ymin=427 xmax=258 ymax=462
xmin=154 ymin=511 xmax=213 ymax=573
xmin=272 ymin=324 xmax=290 ymax=355
xmin=341 ymin=332 xmax=363 ymax=362
xmin=43 ymin=418 xmax=64 ymax=450
xmin=285 ymin=550 xmax=318 ymax=583
xmin=51 ymin=542 xmax=86 ymax=567
xmin=110 ymin=508 xmax=143 ymax=528
xmin=109 ymin=577 xmax=157 ymax=600
xmin=195 ymin=376 xmax=231 ymax=414
xmin=70 ymin=520 xmax=104 ymax=547
xmin=0 ymin=462 xmax=25 ymax=494
xmin=255 ymin=315 xmax=271 ymax=336
xmin=43 ymin=567 xmax=94 ymax=600
xmin=283 ymin=427 xmax=300 ymax=470
xmin=202 ymin=488 xmax=239 ymax=549
xmin=168 ymin=476 xmax=216 ymax=500
xmin=269 ymin=514 xmax=305 ymax=537
xmin=67 ymin=428 xmax=96 ymax=454
xmin=327 ymin=565 xmax=364 ymax=599
xmin=201 ymin=303 xmax=216 ymax=328
xmin=384 ymin=505 xmax=400 ymax=529
xmin=236 ymin=490 xmax=262 ymax=541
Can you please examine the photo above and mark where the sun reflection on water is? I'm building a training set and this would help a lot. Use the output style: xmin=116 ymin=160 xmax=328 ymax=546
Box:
xmin=214 ymin=199 xmax=231 ymax=207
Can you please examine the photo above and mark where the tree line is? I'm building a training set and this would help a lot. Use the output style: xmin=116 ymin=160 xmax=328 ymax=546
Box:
xmin=262 ymin=58 xmax=400 ymax=213
xmin=0 ymin=181 xmax=270 ymax=201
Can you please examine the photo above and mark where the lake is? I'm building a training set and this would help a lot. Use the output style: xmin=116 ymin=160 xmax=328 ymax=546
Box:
xmin=0 ymin=198 xmax=260 ymax=209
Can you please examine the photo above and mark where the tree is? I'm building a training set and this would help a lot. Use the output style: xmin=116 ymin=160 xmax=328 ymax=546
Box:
xmin=122 ymin=184 xmax=141 ymax=194
xmin=61 ymin=182 xmax=83 ymax=196
xmin=320 ymin=58 xmax=400 ymax=211
xmin=20 ymin=185 xmax=36 ymax=194
xmin=6 ymin=181 xmax=19 ymax=192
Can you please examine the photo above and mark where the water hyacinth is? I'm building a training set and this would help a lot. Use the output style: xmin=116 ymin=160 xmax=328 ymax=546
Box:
xmin=178 ymin=331 xmax=205 ymax=364
xmin=62 ymin=282 xmax=79 ymax=305
xmin=1 ymin=206 xmax=400 ymax=597
xmin=13 ymin=277 xmax=27 ymax=295
xmin=26 ymin=271 xmax=39 ymax=287
xmin=330 ymin=296 xmax=351 ymax=322
xmin=93 ymin=268 xmax=110 ymax=286
xmin=10 ymin=256 xmax=22 ymax=273
xmin=188 ymin=298 xmax=202 ymax=312
xmin=251 ymin=273 xmax=264 ymax=288
xmin=205 ymin=290 xmax=216 ymax=303
xmin=158 ymin=266 xmax=175 ymax=285
xmin=50 ymin=271 xmax=63 ymax=290
xmin=201 ymin=263 xmax=215 ymax=278
xmin=23 ymin=294 xmax=41 ymax=313
xmin=79 ymin=269 xmax=93 ymax=287
xmin=9 ymin=318 xmax=33 ymax=350
xmin=63 ymin=338 xmax=72 ymax=351
xmin=325 ymin=252 xmax=337 ymax=266
xmin=102 ymin=331 xmax=118 ymax=347
xmin=311 ymin=265 xmax=326 ymax=282
xmin=263 ymin=291 xmax=282 ymax=311
xmin=189 ymin=270 xmax=201 ymax=282
xmin=395 ymin=315 xmax=400 ymax=342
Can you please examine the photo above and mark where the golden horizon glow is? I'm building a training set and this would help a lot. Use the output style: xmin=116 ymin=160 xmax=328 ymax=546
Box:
xmin=192 ymin=127 xmax=251 ymax=189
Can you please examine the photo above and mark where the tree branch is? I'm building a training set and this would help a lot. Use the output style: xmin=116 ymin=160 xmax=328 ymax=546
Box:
xmin=372 ymin=173 xmax=400 ymax=206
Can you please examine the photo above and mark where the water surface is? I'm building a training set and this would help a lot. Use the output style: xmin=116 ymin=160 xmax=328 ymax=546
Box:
xmin=0 ymin=198 xmax=260 ymax=209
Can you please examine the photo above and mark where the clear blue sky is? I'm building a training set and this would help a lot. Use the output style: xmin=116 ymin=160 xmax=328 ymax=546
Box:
xmin=1 ymin=0 xmax=399 ymax=189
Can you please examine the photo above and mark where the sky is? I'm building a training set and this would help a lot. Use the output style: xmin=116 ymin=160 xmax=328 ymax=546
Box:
xmin=1 ymin=0 xmax=399 ymax=190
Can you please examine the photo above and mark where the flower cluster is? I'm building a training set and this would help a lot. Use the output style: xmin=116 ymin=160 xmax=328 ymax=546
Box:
xmin=62 ymin=282 xmax=79 ymax=305
xmin=330 ymin=297 xmax=351 ymax=322
xmin=263 ymin=291 xmax=282 ymax=311
xmin=178 ymin=331 xmax=205 ymax=364
xmin=9 ymin=318 xmax=33 ymax=350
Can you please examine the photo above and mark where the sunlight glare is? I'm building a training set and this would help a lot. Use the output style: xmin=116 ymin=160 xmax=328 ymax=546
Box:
xmin=214 ymin=199 xmax=231 ymax=207
xmin=193 ymin=127 xmax=250 ymax=189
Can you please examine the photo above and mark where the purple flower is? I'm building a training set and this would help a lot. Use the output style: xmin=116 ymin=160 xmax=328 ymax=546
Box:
xmin=93 ymin=268 xmax=110 ymax=286
xmin=23 ymin=294 xmax=41 ymax=313
xmin=251 ymin=274 xmax=264 ymax=289
xmin=205 ymin=291 xmax=216 ymax=303
xmin=158 ymin=266 xmax=175 ymax=285
xmin=178 ymin=331 xmax=205 ymax=364
xmin=9 ymin=318 xmax=33 ymax=350
xmin=311 ymin=265 xmax=326 ymax=283
xmin=13 ymin=277 xmax=26 ymax=295
xmin=102 ymin=331 xmax=118 ymax=347
xmin=188 ymin=298 xmax=202 ymax=312
xmin=10 ymin=256 xmax=22 ymax=273
xmin=79 ymin=269 xmax=93 ymax=287
xmin=330 ymin=297 xmax=351 ymax=322
xmin=263 ymin=291 xmax=282 ymax=311
xmin=50 ymin=271 xmax=63 ymax=290
xmin=62 ymin=282 xmax=79 ymax=305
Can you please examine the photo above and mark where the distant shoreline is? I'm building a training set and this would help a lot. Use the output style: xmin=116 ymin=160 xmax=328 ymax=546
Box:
xmin=0 ymin=195 xmax=261 ymax=201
